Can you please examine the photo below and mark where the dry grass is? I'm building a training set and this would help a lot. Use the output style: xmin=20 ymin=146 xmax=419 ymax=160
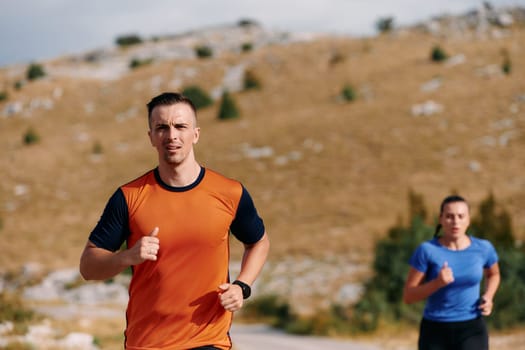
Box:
xmin=1 ymin=27 xmax=524 ymax=272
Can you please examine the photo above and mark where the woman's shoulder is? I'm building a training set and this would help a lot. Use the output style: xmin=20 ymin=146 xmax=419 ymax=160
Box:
xmin=416 ymin=238 xmax=440 ymax=252
xmin=470 ymin=236 xmax=497 ymax=251
xmin=421 ymin=237 xmax=440 ymax=247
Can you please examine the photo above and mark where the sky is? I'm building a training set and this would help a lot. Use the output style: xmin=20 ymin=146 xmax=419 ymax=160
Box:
xmin=1 ymin=0 xmax=523 ymax=67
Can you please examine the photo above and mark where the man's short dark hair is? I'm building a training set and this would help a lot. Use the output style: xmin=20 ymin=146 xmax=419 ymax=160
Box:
xmin=146 ymin=92 xmax=197 ymax=128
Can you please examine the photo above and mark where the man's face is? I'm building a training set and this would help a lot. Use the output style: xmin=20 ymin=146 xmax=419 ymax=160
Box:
xmin=148 ymin=103 xmax=200 ymax=166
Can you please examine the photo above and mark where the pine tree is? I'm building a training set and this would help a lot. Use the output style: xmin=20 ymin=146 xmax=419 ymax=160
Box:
xmin=217 ymin=91 xmax=240 ymax=120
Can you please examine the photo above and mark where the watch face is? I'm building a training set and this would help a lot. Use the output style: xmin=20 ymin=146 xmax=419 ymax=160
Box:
xmin=242 ymin=286 xmax=251 ymax=299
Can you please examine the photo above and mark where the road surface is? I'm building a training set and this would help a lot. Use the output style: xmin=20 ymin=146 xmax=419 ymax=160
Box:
xmin=230 ymin=324 xmax=385 ymax=350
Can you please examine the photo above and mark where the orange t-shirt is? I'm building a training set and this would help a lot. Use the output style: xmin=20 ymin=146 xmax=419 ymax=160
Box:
xmin=89 ymin=167 xmax=265 ymax=349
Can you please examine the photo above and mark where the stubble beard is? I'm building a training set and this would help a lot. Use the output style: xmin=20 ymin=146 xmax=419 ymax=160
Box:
xmin=163 ymin=152 xmax=183 ymax=166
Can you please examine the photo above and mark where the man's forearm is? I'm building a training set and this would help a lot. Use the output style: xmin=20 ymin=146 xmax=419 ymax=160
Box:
xmin=236 ymin=233 xmax=270 ymax=285
xmin=79 ymin=242 xmax=129 ymax=280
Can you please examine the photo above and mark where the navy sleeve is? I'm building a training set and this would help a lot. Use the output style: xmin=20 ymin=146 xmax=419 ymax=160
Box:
xmin=88 ymin=188 xmax=130 ymax=252
xmin=230 ymin=186 xmax=265 ymax=244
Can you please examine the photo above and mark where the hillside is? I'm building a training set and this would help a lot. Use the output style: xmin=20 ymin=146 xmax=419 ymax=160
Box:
xmin=1 ymin=6 xmax=525 ymax=350
xmin=1 ymin=7 xmax=524 ymax=276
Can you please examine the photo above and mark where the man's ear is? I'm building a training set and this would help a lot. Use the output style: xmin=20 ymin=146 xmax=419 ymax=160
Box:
xmin=193 ymin=127 xmax=200 ymax=144
xmin=148 ymin=130 xmax=154 ymax=146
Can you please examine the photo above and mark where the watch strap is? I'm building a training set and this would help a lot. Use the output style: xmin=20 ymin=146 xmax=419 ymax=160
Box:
xmin=232 ymin=280 xmax=251 ymax=299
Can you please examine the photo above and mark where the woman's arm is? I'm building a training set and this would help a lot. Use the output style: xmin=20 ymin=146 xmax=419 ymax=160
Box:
xmin=403 ymin=262 xmax=454 ymax=304
xmin=479 ymin=262 xmax=500 ymax=316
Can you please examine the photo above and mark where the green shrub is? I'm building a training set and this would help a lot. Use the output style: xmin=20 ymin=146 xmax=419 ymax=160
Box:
xmin=376 ymin=16 xmax=395 ymax=33
xmin=242 ymin=295 xmax=352 ymax=336
xmin=23 ymin=127 xmax=40 ymax=145
xmin=430 ymin=45 xmax=448 ymax=62
xmin=26 ymin=63 xmax=46 ymax=81
xmin=501 ymin=49 xmax=512 ymax=75
xmin=238 ymin=18 xmax=259 ymax=27
xmin=350 ymin=214 xmax=430 ymax=331
xmin=501 ymin=55 xmax=512 ymax=75
xmin=286 ymin=304 xmax=350 ymax=336
xmin=284 ymin=317 xmax=316 ymax=335
xmin=92 ymin=336 xmax=102 ymax=348
xmin=329 ymin=51 xmax=345 ymax=66
xmin=352 ymin=289 xmax=388 ymax=332
xmin=3 ymin=341 xmax=34 ymax=350
xmin=243 ymin=70 xmax=261 ymax=90
xmin=129 ymin=58 xmax=140 ymax=69
xmin=116 ymin=34 xmax=143 ymax=47
xmin=0 ymin=291 xmax=40 ymax=349
xmin=0 ymin=292 xmax=36 ymax=325
xmin=0 ymin=91 xmax=8 ymax=102
xmin=129 ymin=57 xmax=153 ymax=69
xmin=502 ymin=58 xmax=512 ymax=75
xmin=408 ymin=189 xmax=428 ymax=222
xmin=488 ymin=248 xmax=525 ymax=328
xmin=241 ymin=42 xmax=253 ymax=53
xmin=340 ymin=84 xmax=357 ymax=102
xmin=181 ymin=86 xmax=213 ymax=110
xmin=92 ymin=141 xmax=103 ymax=155
xmin=14 ymin=81 xmax=23 ymax=90
xmin=217 ymin=91 xmax=240 ymax=120
xmin=470 ymin=192 xmax=514 ymax=248
xmin=241 ymin=294 xmax=294 ymax=325
xmin=195 ymin=45 xmax=213 ymax=58
xmin=241 ymin=294 xmax=331 ymax=335
xmin=64 ymin=275 xmax=87 ymax=290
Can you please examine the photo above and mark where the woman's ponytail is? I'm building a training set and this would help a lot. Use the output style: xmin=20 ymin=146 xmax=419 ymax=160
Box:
xmin=434 ymin=224 xmax=442 ymax=238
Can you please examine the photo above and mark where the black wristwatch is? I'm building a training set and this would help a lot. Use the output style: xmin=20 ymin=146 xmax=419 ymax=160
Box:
xmin=232 ymin=280 xmax=251 ymax=299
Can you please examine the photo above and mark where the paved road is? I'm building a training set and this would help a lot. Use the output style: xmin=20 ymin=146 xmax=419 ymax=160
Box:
xmin=230 ymin=324 xmax=383 ymax=350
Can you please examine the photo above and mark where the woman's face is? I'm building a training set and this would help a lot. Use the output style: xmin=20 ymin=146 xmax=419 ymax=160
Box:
xmin=439 ymin=201 xmax=470 ymax=239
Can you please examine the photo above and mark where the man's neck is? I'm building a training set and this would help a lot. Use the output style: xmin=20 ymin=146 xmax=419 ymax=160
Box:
xmin=157 ymin=160 xmax=201 ymax=187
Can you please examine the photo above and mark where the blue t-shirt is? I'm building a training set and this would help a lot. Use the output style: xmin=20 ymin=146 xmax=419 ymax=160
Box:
xmin=409 ymin=236 xmax=498 ymax=322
